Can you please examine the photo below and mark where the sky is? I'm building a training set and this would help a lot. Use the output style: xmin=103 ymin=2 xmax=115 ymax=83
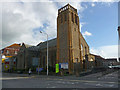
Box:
xmin=118 ymin=1 xmax=120 ymax=62
xmin=0 ymin=0 xmax=119 ymax=59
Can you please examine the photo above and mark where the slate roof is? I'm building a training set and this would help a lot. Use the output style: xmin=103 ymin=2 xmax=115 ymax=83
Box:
xmin=105 ymin=58 xmax=117 ymax=62
xmin=24 ymin=44 xmax=33 ymax=48
xmin=90 ymin=53 xmax=105 ymax=60
xmin=26 ymin=38 xmax=57 ymax=51
xmin=37 ymin=38 xmax=57 ymax=49
xmin=28 ymin=46 xmax=40 ymax=51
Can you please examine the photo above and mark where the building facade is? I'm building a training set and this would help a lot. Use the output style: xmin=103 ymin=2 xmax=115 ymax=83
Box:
xmin=1 ymin=43 xmax=21 ymax=71
xmin=103 ymin=58 xmax=118 ymax=68
xmin=57 ymin=4 xmax=92 ymax=74
xmin=16 ymin=40 xmax=57 ymax=72
xmin=16 ymin=43 xmax=40 ymax=70
xmin=15 ymin=4 xmax=104 ymax=74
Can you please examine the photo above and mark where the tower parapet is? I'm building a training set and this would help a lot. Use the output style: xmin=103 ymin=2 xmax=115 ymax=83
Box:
xmin=58 ymin=4 xmax=77 ymax=15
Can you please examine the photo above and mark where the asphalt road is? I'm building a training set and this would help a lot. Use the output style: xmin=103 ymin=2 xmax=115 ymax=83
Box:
xmin=1 ymin=70 xmax=120 ymax=88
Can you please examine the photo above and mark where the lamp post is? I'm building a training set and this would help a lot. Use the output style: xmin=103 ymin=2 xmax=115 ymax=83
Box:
xmin=40 ymin=31 xmax=49 ymax=76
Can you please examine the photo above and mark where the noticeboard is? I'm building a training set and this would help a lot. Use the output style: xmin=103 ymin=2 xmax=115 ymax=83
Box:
xmin=60 ymin=63 xmax=68 ymax=69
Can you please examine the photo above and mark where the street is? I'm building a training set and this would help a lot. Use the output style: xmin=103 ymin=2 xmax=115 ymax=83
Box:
xmin=1 ymin=70 xmax=120 ymax=88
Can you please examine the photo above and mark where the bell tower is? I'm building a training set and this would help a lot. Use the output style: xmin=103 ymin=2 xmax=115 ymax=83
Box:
xmin=57 ymin=4 xmax=82 ymax=74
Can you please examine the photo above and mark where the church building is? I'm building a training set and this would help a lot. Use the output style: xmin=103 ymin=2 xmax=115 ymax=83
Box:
xmin=16 ymin=4 xmax=103 ymax=74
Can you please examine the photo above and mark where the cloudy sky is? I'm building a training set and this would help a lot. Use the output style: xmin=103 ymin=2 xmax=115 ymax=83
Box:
xmin=1 ymin=0 xmax=119 ymax=59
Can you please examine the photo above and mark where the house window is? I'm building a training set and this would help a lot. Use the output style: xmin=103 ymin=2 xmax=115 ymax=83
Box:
xmin=15 ymin=51 xmax=17 ymax=54
xmin=7 ymin=50 xmax=9 ymax=54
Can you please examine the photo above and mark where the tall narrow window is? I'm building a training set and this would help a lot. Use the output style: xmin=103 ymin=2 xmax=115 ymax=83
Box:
xmin=71 ymin=12 xmax=74 ymax=23
xmin=74 ymin=28 xmax=76 ymax=31
xmin=75 ymin=58 xmax=78 ymax=63
xmin=75 ymin=15 xmax=77 ymax=25
xmin=65 ymin=14 xmax=67 ymax=21
xmin=81 ymin=44 xmax=83 ymax=57
xmin=7 ymin=50 xmax=9 ymax=54
xmin=15 ymin=51 xmax=17 ymax=54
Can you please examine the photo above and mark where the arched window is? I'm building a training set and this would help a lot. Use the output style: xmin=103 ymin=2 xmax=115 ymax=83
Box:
xmin=90 ymin=58 xmax=94 ymax=61
xmin=15 ymin=51 xmax=17 ymax=54
xmin=81 ymin=44 xmax=83 ymax=57
xmin=7 ymin=50 xmax=9 ymax=54
xmin=71 ymin=12 xmax=74 ymax=23
xmin=64 ymin=13 xmax=67 ymax=21
xmin=75 ymin=15 xmax=77 ymax=25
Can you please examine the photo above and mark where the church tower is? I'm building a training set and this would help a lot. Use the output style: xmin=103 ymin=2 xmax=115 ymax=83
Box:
xmin=57 ymin=4 xmax=82 ymax=74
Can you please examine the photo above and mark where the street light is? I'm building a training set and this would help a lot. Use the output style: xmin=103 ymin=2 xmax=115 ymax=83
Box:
xmin=40 ymin=31 xmax=49 ymax=76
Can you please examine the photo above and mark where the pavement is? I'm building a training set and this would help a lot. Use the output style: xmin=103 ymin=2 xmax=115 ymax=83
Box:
xmin=1 ymin=70 xmax=120 ymax=88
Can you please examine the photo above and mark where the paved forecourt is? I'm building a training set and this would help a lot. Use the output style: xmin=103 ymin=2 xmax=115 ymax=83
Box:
xmin=2 ymin=70 xmax=119 ymax=88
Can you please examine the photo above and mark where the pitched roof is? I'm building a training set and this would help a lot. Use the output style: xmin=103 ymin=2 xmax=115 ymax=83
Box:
xmin=28 ymin=46 xmax=40 ymax=51
xmin=90 ymin=53 xmax=105 ymax=60
xmin=105 ymin=58 xmax=117 ymax=61
xmin=2 ymin=43 xmax=21 ymax=50
xmin=22 ymin=43 xmax=33 ymax=48
xmin=37 ymin=38 xmax=57 ymax=49
xmin=7 ymin=43 xmax=21 ymax=48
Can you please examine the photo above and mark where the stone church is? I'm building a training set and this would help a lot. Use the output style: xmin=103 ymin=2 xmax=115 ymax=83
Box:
xmin=16 ymin=4 xmax=103 ymax=74
xmin=57 ymin=4 xmax=91 ymax=74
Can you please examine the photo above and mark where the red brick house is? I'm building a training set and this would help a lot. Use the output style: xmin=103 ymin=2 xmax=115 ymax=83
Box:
xmin=1 ymin=43 xmax=21 ymax=71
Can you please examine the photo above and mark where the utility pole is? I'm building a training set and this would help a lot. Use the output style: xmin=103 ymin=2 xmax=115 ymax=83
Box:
xmin=40 ymin=31 xmax=49 ymax=75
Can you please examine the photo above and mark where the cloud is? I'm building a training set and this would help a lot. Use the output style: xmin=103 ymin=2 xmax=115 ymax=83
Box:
xmin=91 ymin=3 xmax=95 ymax=7
xmin=1 ymin=1 xmax=117 ymax=50
xmin=89 ymin=0 xmax=118 ymax=2
xmin=1 ymin=0 xmax=119 ymax=3
xmin=1 ymin=2 xmax=88 ymax=49
xmin=2 ymin=2 xmax=58 ymax=48
xmin=82 ymin=31 xmax=92 ymax=37
xmin=90 ymin=45 xmax=118 ymax=61
xmin=80 ymin=22 xmax=86 ymax=32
